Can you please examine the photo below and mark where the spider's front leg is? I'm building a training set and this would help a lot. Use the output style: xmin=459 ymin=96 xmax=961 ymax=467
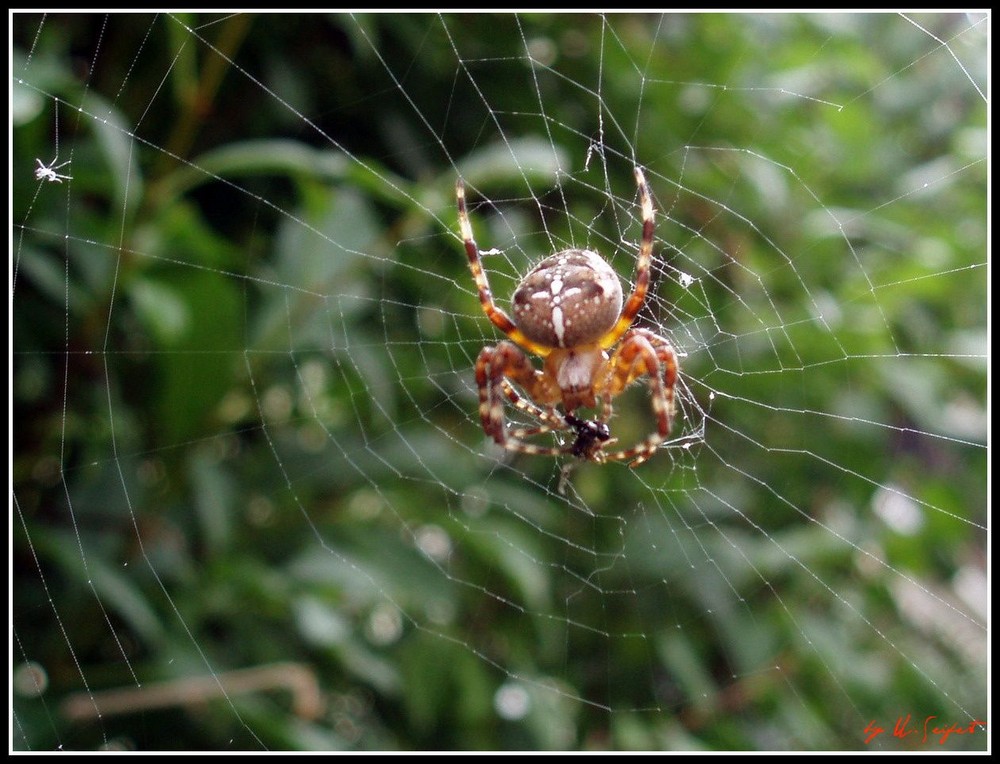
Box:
xmin=475 ymin=341 xmax=564 ymax=456
xmin=601 ymin=328 xmax=678 ymax=466
xmin=498 ymin=379 xmax=571 ymax=441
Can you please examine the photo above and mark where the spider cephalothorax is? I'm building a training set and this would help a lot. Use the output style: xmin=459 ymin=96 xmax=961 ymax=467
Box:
xmin=457 ymin=168 xmax=678 ymax=466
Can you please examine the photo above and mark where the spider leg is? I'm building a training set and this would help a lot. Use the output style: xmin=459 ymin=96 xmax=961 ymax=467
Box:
xmin=476 ymin=341 xmax=571 ymax=458
xmin=456 ymin=179 xmax=551 ymax=358
xmin=598 ymin=328 xmax=678 ymax=466
xmin=601 ymin=167 xmax=655 ymax=350
xmin=500 ymin=379 xmax=568 ymax=433
xmin=500 ymin=379 xmax=622 ymax=460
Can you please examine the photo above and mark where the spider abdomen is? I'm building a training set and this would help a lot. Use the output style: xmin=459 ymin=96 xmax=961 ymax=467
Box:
xmin=511 ymin=249 xmax=623 ymax=348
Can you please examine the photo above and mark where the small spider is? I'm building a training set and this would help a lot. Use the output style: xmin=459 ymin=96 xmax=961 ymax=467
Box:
xmin=456 ymin=167 xmax=678 ymax=466
xmin=35 ymin=157 xmax=73 ymax=183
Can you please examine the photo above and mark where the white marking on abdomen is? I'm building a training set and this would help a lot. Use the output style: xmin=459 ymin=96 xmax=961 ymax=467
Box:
xmin=552 ymin=306 xmax=566 ymax=346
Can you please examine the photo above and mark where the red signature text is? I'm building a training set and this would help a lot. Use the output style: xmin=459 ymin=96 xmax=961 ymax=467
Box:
xmin=863 ymin=714 xmax=986 ymax=745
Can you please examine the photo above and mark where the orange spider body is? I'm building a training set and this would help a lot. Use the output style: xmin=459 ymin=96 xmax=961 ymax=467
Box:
xmin=457 ymin=168 xmax=678 ymax=466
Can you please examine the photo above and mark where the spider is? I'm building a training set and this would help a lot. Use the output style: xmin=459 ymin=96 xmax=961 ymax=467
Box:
xmin=35 ymin=156 xmax=73 ymax=183
xmin=456 ymin=167 xmax=678 ymax=467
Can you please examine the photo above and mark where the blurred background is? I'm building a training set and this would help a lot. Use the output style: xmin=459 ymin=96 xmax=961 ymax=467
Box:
xmin=12 ymin=13 xmax=988 ymax=751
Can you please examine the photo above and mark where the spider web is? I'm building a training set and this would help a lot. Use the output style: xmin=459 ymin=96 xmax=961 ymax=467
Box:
xmin=11 ymin=12 xmax=989 ymax=752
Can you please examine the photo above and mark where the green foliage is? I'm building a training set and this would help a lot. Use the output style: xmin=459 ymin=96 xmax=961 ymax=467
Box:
xmin=13 ymin=13 xmax=986 ymax=751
